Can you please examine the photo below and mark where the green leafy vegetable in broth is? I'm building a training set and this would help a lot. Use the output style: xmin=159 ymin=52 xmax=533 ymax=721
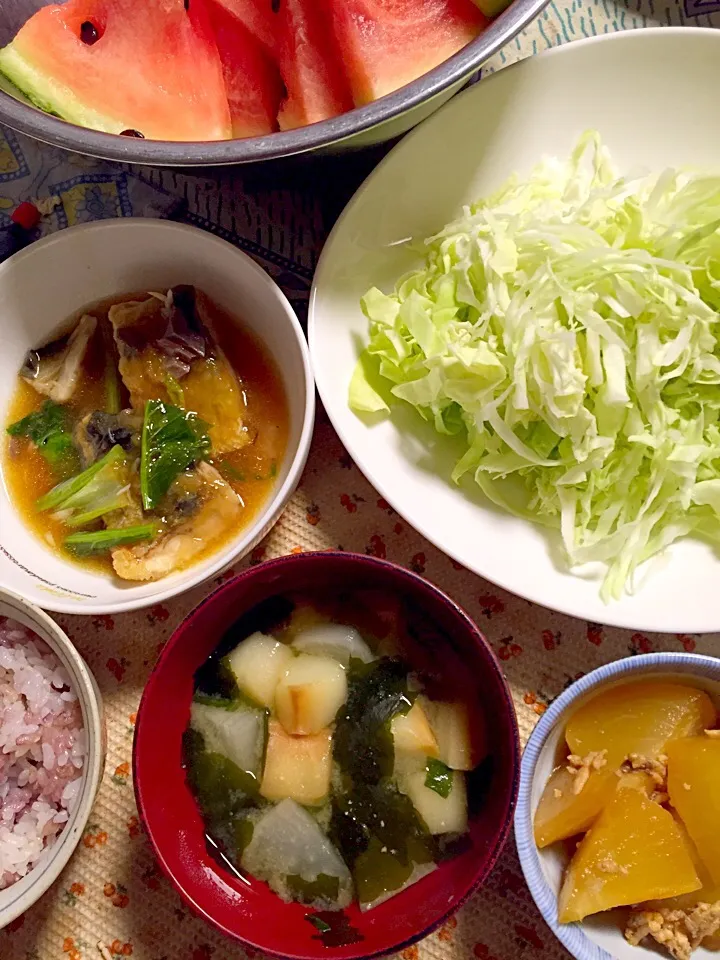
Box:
xmin=102 ymin=324 xmax=121 ymax=416
xmin=7 ymin=400 xmax=79 ymax=474
xmin=36 ymin=443 xmax=128 ymax=513
xmin=425 ymin=758 xmax=453 ymax=798
xmin=164 ymin=374 xmax=185 ymax=408
xmin=219 ymin=462 xmax=246 ymax=484
xmin=350 ymin=131 xmax=720 ymax=601
xmin=140 ymin=399 xmax=211 ymax=510
xmin=45 ymin=444 xmax=133 ymax=528
xmin=64 ymin=524 xmax=156 ymax=555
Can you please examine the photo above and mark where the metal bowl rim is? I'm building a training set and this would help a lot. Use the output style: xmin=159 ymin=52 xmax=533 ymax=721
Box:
xmin=0 ymin=0 xmax=549 ymax=166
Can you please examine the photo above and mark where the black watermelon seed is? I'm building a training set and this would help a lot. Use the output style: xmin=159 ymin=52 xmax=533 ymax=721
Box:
xmin=80 ymin=21 xmax=99 ymax=44
xmin=120 ymin=129 xmax=145 ymax=139
xmin=184 ymin=0 xmax=190 ymax=9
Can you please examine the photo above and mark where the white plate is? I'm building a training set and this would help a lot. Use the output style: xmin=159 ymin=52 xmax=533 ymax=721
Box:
xmin=0 ymin=220 xmax=314 ymax=614
xmin=310 ymin=28 xmax=720 ymax=634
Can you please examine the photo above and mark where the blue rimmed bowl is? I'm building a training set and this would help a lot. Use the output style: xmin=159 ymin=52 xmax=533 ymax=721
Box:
xmin=514 ymin=653 xmax=720 ymax=960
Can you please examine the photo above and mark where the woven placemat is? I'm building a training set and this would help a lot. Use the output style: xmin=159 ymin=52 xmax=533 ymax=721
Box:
xmin=3 ymin=2 xmax=720 ymax=957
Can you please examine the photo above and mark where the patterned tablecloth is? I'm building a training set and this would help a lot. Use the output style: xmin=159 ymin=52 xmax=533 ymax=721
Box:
xmin=3 ymin=1 xmax=720 ymax=958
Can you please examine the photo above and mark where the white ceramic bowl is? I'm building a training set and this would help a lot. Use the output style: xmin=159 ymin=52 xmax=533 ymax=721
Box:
xmin=0 ymin=587 xmax=104 ymax=929
xmin=0 ymin=219 xmax=314 ymax=614
xmin=309 ymin=27 xmax=720 ymax=634
xmin=515 ymin=653 xmax=720 ymax=960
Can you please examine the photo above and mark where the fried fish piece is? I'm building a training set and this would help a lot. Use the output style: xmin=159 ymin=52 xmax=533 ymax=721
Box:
xmin=108 ymin=286 xmax=249 ymax=455
xmin=111 ymin=462 xmax=241 ymax=581
xmin=21 ymin=314 xmax=97 ymax=403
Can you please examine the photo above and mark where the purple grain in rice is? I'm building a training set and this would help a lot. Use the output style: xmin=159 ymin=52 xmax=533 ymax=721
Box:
xmin=0 ymin=617 xmax=85 ymax=889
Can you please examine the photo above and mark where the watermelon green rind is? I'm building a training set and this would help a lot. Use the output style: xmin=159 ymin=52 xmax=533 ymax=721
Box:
xmin=0 ymin=0 xmax=232 ymax=141
xmin=0 ymin=44 xmax=123 ymax=132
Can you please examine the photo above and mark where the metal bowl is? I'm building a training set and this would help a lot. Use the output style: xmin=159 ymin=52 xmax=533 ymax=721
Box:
xmin=0 ymin=0 xmax=548 ymax=167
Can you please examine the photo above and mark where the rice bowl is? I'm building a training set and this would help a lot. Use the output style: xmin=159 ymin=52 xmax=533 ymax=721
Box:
xmin=0 ymin=617 xmax=87 ymax=889
xmin=0 ymin=588 xmax=103 ymax=930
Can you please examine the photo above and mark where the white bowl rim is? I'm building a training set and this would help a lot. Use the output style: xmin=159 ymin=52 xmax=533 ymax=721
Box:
xmin=0 ymin=218 xmax=316 ymax=615
xmin=0 ymin=587 xmax=104 ymax=929
xmin=307 ymin=27 xmax=720 ymax=636
xmin=514 ymin=651 xmax=720 ymax=960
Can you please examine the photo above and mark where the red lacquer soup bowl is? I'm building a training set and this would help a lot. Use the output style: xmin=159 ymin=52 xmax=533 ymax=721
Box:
xmin=133 ymin=552 xmax=520 ymax=960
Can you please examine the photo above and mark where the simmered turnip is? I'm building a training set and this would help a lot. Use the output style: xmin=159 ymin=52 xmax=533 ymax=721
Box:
xmin=225 ymin=632 xmax=293 ymax=708
xmin=393 ymin=749 xmax=428 ymax=787
xmin=291 ymin=623 xmax=375 ymax=666
xmin=190 ymin=701 xmax=265 ymax=779
xmin=391 ymin=699 xmax=439 ymax=757
xmin=425 ymin=700 xmax=486 ymax=771
xmin=275 ymin=653 xmax=347 ymax=735
xmin=403 ymin=769 xmax=468 ymax=834
xmin=261 ymin=719 xmax=332 ymax=805
xmin=241 ymin=798 xmax=352 ymax=908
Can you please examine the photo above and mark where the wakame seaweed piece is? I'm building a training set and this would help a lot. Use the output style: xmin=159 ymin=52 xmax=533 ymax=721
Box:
xmin=140 ymin=399 xmax=211 ymax=510
xmin=182 ymin=729 xmax=259 ymax=828
xmin=329 ymin=798 xmax=371 ymax=867
xmin=352 ymin=836 xmax=415 ymax=907
xmin=7 ymin=400 xmax=79 ymax=475
xmin=193 ymin=693 xmax=241 ymax=710
xmin=330 ymin=780 xmax=432 ymax=872
xmin=286 ymin=874 xmax=341 ymax=904
xmin=234 ymin=815 xmax=255 ymax=857
xmin=333 ymin=657 xmax=414 ymax=784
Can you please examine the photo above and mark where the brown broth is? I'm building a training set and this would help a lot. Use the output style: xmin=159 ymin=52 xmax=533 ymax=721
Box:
xmin=3 ymin=293 xmax=289 ymax=578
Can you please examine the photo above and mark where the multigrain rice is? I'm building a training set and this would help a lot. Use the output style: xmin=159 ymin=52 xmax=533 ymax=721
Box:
xmin=0 ymin=617 xmax=85 ymax=889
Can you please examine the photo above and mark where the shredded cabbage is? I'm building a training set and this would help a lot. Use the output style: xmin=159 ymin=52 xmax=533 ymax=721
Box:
xmin=349 ymin=132 xmax=720 ymax=601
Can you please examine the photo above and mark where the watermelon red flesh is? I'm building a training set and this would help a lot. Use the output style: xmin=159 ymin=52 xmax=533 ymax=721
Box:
xmin=207 ymin=0 xmax=283 ymax=137
xmin=0 ymin=0 xmax=232 ymax=141
xmin=329 ymin=0 xmax=488 ymax=106
xmin=210 ymin=0 xmax=277 ymax=54
xmin=276 ymin=0 xmax=354 ymax=131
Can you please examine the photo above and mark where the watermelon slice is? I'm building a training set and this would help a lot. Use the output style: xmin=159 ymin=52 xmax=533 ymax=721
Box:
xmin=207 ymin=0 xmax=282 ymax=138
xmin=0 ymin=0 xmax=232 ymax=141
xmin=276 ymin=0 xmax=354 ymax=131
xmin=329 ymin=0 xmax=487 ymax=106
xmin=210 ymin=0 xmax=277 ymax=54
